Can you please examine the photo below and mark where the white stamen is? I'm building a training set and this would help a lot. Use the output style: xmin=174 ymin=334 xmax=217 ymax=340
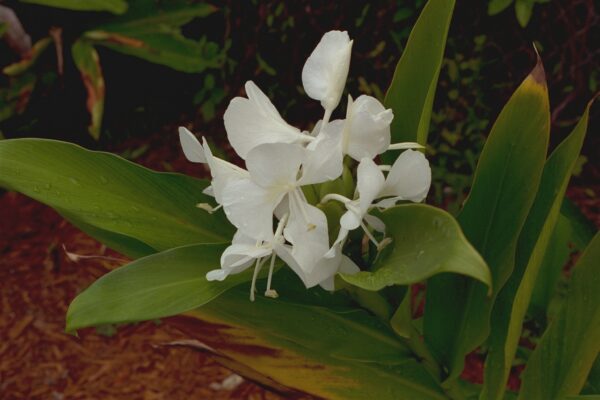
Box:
xmin=320 ymin=193 xmax=352 ymax=205
xmin=387 ymin=142 xmax=425 ymax=151
xmin=264 ymin=253 xmax=278 ymax=298
xmin=378 ymin=165 xmax=391 ymax=172
xmin=196 ymin=203 xmax=222 ymax=213
xmin=293 ymin=189 xmax=316 ymax=230
xmin=250 ymin=257 xmax=266 ymax=302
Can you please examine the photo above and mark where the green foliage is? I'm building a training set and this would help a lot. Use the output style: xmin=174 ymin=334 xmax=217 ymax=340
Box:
xmin=0 ymin=1 xmax=597 ymax=398
xmin=425 ymin=58 xmax=550 ymax=384
xmin=487 ymin=0 xmax=550 ymax=27
xmin=482 ymin=98 xmax=593 ymax=400
xmin=519 ymin=233 xmax=600 ymax=399
xmin=384 ymin=0 xmax=454 ymax=150
xmin=2 ymin=1 xmax=222 ymax=140
xmin=341 ymin=204 xmax=491 ymax=290
xmin=0 ymin=139 xmax=233 ymax=254
xmin=20 ymin=0 xmax=128 ymax=14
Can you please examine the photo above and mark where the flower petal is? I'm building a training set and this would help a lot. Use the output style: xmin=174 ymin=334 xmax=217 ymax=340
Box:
xmin=245 ymin=142 xmax=304 ymax=189
xmin=221 ymin=177 xmax=284 ymax=241
xmin=220 ymin=231 xmax=271 ymax=270
xmin=345 ymin=95 xmax=393 ymax=161
xmin=201 ymin=138 xmax=249 ymax=204
xmin=224 ymin=81 xmax=303 ymax=159
xmin=380 ymin=149 xmax=431 ymax=202
xmin=178 ymin=127 xmax=206 ymax=163
xmin=301 ymin=31 xmax=352 ymax=113
xmin=356 ymin=157 xmax=386 ymax=215
xmin=299 ymin=124 xmax=343 ymax=185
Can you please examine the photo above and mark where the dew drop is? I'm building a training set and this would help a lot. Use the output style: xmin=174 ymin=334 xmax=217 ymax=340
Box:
xmin=99 ymin=176 xmax=109 ymax=185
xmin=33 ymin=185 xmax=40 ymax=193
xmin=44 ymin=183 xmax=52 ymax=190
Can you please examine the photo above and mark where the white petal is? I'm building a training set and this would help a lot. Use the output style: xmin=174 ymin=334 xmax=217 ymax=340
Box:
xmin=356 ymin=157 xmax=386 ymax=215
xmin=345 ymin=95 xmax=392 ymax=160
xmin=284 ymin=199 xmax=329 ymax=254
xmin=380 ymin=149 xmax=431 ymax=202
xmin=299 ymin=124 xmax=343 ymax=185
xmin=302 ymin=31 xmax=352 ymax=113
xmin=201 ymin=138 xmax=249 ymax=204
xmin=274 ymin=243 xmax=340 ymax=289
xmin=326 ymin=227 xmax=349 ymax=258
xmin=206 ymin=269 xmax=229 ymax=281
xmin=245 ymin=142 xmax=304 ymax=188
xmin=179 ymin=127 xmax=206 ymax=163
xmin=340 ymin=208 xmax=361 ymax=231
xmin=364 ymin=213 xmax=386 ymax=233
xmin=224 ymin=81 xmax=303 ymax=159
xmin=221 ymin=178 xmax=284 ymax=241
xmin=220 ymin=231 xmax=271 ymax=270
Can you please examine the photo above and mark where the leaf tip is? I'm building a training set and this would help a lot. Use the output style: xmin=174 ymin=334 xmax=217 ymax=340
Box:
xmin=530 ymin=45 xmax=546 ymax=86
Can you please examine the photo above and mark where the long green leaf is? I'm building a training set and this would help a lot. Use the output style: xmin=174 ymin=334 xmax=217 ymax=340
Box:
xmin=67 ymin=243 xmax=238 ymax=331
xmin=84 ymin=2 xmax=220 ymax=73
xmin=519 ymin=232 xmax=600 ymax=399
xmin=482 ymin=99 xmax=593 ymax=399
xmin=383 ymin=0 xmax=454 ymax=150
xmin=0 ymin=139 xmax=233 ymax=252
xmin=169 ymin=282 xmax=447 ymax=400
xmin=424 ymin=58 xmax=550 ymax=383
xmin=340 ymin=204 xmax=490 ymax=290
xmin=72 ymin=39 xmax=105 ymax=140
xmin=20 ymin=0 xmax=128 ymax=14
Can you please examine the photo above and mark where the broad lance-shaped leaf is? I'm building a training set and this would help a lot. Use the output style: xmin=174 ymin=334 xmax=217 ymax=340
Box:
xmin=383 ymin=0 xmax=454 ymax=153
xmin=72 ymin=39 xmax=105 ymax=140
xmin=340 ymin=204 xmax=491 ymax=290
xmin=424 ymin=57 xmax=550 ymax=383
xmin=0 ymin=139 xmax=233 ymax=255
xmin=168 ymin=282 xmax=447 ymax=400
xmin=67 ymin=243 xmax=245 ymax=331
xmin=519 ymin=232 xmax=600 ymax=399
xmin=482 ymin=99 xmax=594 ymax=400
xmin=83 ymin=2 xmax=219 ymax=73
xmin=20 ymin=0 xmax=128 ymax=14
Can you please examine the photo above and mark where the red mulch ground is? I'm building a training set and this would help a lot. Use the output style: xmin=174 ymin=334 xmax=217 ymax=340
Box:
xmin=1 ymin=127 xmax=598 ymax=399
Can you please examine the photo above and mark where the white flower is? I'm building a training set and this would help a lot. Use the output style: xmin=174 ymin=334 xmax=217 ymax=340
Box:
xmin=220 ymin=141 xmax=341 ymax=242
xmin=224 ymin=81 xmax=313 ymax=160
xmin=323 ymin=151 xmax=431 ymax=253
xmin=302 ymin=30 xmax=353 ymax=123
xmin=341 ymin=95 xmax=393 ymax=160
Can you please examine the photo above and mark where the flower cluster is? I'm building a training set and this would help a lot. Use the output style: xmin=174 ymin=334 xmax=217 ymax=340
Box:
xmin=179 ymin=31 xmax=431 ymax=300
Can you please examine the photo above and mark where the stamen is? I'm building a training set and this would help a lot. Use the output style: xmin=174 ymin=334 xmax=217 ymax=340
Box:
xmin=293 ymin=189 xmax=316 ymax=231
xmin=264 ymin=253 xmax=278 ymax=298
xmin=319 ymin=193 xmax=352 ymax=205
xmin=359 ymin=221 xmax=392 ymax=251
xmin=196 ymin=203 xmax=222 ymax=214
xmin=250 ymin=257 xmax=265 ymax=302
xmin=387 ymin=142 xmax=425 ymax=151
xmin=378 ymin=165 xmax=391 ymax=172
xmin=297 ymin=134 xmax=316 ymax=143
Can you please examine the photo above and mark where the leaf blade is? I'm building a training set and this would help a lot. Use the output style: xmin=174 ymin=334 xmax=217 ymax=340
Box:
xmin=0 ymin=139 xmax=233 ymax=252
xmin=424 ymin=58 xmax=550 ymax=383
xmin=340 ymin=204 xmax=490 ymax=290
xmin=383 ymin=0 xmax=455 ymax=148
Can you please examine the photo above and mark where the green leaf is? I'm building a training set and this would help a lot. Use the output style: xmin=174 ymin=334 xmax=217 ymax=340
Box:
xmin=340 ymin=204 xmax=490 ymax=290
xmin=424 ymin=58 xmax=550 ymax=383
xmin=515 ymin=0 xmax=534 ymax=27
xmin=19 ymin=0 xmax=128 ymax=14
xmin=488 ymin=0 xmax=514 ymax=15
xmin=519 ymin=232 xmax=600 ymax=399
xmin=3 ymin=37 xmax=52 ymax=76
xmin=66 ymin=243 xmax=241 ymax=331
xmin=383 ymin=0 xmax=455 ymax=150
xmin=528 ymin=213 xmax=572 ymax=322
xmin=84 ymin=1 xmax=220 ymax=73
xmin=0 ymin=139 xmax=233 ymax=252
xmin=170 ymin=281 xmax=447 ymax=400
xmin=72 ymin=40 xmax=105 ymax=140
xmin=482 ymin=99 xmax=593 ymax=400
